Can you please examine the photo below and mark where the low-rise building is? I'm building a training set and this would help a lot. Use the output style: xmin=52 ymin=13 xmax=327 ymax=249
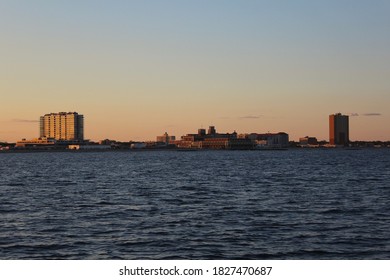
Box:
xmin=173 ymin=126 xmax=253 ymax=150
xmin=68 ymin=144 xmax=111 ymax=150
xmin=200 ymin=138 xmax=254 ymax=150
xmin=241 ymin=132 xmax=289 ymax=148
xmin=156 ymin=132 xmax=176 ymax=144
xmin=130 ymin=142 xmax=147 ymax=149
xmin=99 ymin=139 xmax=117 ymax=146
xmin=15 ymin=137 xmax=56 ymax=148
xmin=299 ymin=136 xmax=318 ymax=147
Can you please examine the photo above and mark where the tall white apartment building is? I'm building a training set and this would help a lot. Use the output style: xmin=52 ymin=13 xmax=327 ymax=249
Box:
xmin=40 ymin=112 xmax=84 ymax=141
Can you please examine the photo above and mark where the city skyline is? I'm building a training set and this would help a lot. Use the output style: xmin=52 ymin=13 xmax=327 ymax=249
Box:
xmin=1 ymin=111 xmax=388 ymax=145
xmin=1 ymin=1 xmax=390 ymax=142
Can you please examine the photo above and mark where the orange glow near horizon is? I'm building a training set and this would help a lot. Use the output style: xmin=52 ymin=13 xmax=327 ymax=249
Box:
xmin=1 ymin=2 xmax=389 ymax=142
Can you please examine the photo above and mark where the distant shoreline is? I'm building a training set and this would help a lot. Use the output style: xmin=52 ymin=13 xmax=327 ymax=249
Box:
xmin=1 ymin=147 xmax=389 ymax=154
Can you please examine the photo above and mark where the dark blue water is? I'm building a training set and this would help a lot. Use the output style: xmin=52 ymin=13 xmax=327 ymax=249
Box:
xmin=0 ymin=149 xmax=389 ymax=259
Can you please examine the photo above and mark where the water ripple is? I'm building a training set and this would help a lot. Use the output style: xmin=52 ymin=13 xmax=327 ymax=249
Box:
xmin=0 ymin=149 xmax=389 ymax=259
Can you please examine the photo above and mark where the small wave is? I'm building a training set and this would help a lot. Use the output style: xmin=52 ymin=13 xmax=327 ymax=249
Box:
xmin=8 ymin=183 xmax=25 ymax=187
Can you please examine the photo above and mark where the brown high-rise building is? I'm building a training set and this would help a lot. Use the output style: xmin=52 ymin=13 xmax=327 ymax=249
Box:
xmin=329 ymin=113 xmax=349 ymax=145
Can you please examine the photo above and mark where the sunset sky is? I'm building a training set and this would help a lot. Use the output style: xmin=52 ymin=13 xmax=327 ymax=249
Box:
xmin=1 ymin=0 xmax=389 ymax=142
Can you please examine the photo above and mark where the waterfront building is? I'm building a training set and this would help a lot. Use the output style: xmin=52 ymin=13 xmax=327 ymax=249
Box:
xmin=40 ymin=112 xmax=84 ymax=141
xmin=156 ymin=132 xmax=176 ymax=144
xmin=200 ymin=138 xmax=254 ymax=150
xmin=68 ymin=144 xmax=111 ymax=150
xmin=329 ymin=113 xmax=349 ymax=145
xmin=198 ymin=129 xmax=206 ymax=136
xmin=299 ymin=136 xmax=318 ymax=146
xmin=170 ymin=139 xmax=193 ymax=148
xmin=15 ymin=137 xmax=56 ymax=148
xmin=99 ymin=139 xmax=116 ymax=145
xmin=130 ymin=142 xmax=147 ymax=149
xmin=173 ymin=126 xmax=251 ymax=149
xmin=241 ymin=132 xmax=289 ymax=148
xmin=207 ymin=126 xmax=216 ymax=135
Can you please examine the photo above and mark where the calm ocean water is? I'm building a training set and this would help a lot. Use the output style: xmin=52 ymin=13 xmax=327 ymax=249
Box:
xmin=0 ymin=149 xmax=389 ymax=259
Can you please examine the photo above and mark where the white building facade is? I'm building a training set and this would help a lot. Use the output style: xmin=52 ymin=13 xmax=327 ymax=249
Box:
xmin=40 ymin=112 xmax=84 ymax=141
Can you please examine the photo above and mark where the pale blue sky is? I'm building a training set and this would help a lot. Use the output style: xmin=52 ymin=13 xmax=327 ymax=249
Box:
xmin=1 ymin=1 xmax=390 ymax=141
